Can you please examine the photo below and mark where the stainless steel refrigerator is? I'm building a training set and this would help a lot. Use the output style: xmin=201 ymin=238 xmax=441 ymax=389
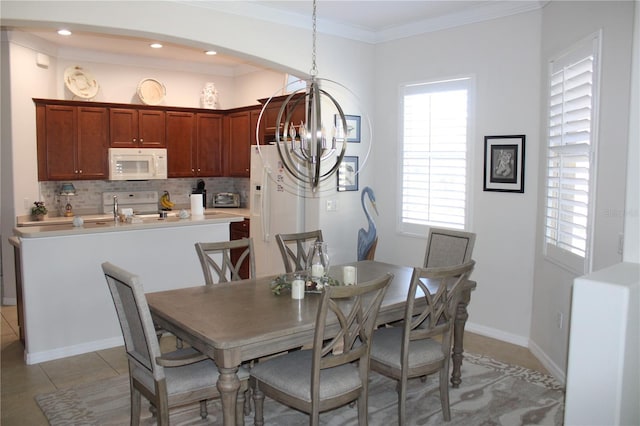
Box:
xmin=250 ymin=144 xmax=305 ymax=277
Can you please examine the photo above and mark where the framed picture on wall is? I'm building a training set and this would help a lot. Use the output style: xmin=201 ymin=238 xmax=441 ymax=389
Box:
xmin=337 ymin=156 xmax=359 ymax=191
xmin=335 ymin=114 xmax=361 ymax=143
xmin=483 ymin=135 xmax=525 ymax=193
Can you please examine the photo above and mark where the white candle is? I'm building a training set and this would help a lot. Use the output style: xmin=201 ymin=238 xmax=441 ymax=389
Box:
xmin=311 ymin=264 xmax=324 ymax=278
xmin=343 ymin=266 xmax=357 ymax=285
xmin=291 ymin=279 xmax=305 ymax=299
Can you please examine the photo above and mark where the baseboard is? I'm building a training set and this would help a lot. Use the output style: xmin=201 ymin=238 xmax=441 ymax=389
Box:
xmin=25 ymin=336 xmax=124 ymax=365
xmin=528 ymin=339 xmax=566 ymax=385
xmin=465 ymin=321 xmax=530 ymax=347
xmin=2 ymin=298 xmax=17 ymax=305
xmin=465 ymin=321 xmax=566 ymax=385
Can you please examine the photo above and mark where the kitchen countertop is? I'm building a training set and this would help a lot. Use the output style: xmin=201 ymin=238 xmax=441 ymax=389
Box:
xmin=14 ymin=207 xmax=251 ymax=238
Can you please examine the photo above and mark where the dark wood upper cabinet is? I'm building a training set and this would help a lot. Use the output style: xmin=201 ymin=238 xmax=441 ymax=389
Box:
xmin=166 ymin=111 xmax=223 ymax=178
xmin=109 ymin=108 xmax=166 ymax=147
xmin=35 ymin=102 xmax=108 ymax=181
xmin=166 ymin=111 xmax=196 ymax=177
xmin=225 ymin=111 xmax=251 ymax=177
xmin=195 ymin=113 xmax=223 ymax=177
xmin=257 ymin=94 xmax=306 ymax=144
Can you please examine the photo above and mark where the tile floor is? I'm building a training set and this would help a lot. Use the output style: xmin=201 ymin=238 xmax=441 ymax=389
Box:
xmin=0 ymin=304 xmax=549 ymax=425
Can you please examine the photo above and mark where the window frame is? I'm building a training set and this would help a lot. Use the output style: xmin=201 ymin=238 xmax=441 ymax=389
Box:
xmin=543 ymin=31 xmax=602 ymax=275
xmin=396 ymin=76 xmax=474 ymax=237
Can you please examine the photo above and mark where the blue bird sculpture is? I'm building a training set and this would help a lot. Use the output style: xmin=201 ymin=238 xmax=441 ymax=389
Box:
xmin=357 ymin=187 xmax=379 ymax=261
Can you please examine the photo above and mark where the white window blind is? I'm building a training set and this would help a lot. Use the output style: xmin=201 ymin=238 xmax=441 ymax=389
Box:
xmin=399 ymin=78 xmax=470 ymax=233
xmin=544 ymin=35 xmax=600 ymax=273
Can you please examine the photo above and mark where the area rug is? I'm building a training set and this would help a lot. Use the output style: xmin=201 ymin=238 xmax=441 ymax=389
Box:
xmin=36 ymin=353 xmax=564 ymax=425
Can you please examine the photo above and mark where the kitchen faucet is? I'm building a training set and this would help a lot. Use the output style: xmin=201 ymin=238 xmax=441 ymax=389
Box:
xmin=113 ymin=195 xmax=119 ymax=222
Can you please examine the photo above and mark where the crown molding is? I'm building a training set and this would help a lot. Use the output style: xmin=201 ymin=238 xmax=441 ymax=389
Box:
xmin=181 ymin=1 xmax=546 ymax=44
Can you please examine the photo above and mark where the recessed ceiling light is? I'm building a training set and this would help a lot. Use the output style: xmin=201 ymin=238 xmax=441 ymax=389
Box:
xmin=150 ymin=43 xmax=163 ymax=49
xmin=57 ymin=29 xmax=72 ymax=36
xmin=205 ymin=50 xmax=217 ymax=56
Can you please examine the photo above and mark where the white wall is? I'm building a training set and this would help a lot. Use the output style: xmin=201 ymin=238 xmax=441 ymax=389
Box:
xmin=373 ymin=11 xmax=542 ymax=348
xmin=531 ymin=0 xmax=635 ymax=381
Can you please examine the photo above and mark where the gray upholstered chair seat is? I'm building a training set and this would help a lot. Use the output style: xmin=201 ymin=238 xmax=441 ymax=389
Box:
xmin=370 ymin=327 xmax=444 ymax=370
xmin=250 ymin=349 xmax=361 ymax=402
xmin=133 ymin=348 xmax=250 ymax=396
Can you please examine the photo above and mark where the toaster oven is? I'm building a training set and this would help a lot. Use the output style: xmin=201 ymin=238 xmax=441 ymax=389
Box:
xmin=214 ymin=192 xmax=240 ymax=208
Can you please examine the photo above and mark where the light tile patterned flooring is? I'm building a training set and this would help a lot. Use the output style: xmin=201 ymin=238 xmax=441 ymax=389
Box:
xmin=0 ymin=304 xmax=549 ymax=425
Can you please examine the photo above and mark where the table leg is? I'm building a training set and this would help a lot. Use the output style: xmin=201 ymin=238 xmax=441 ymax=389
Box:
xmin=451 ymin=288 xmax=471 ymax=388
xmin=217 ymin=366 xmax=240 ymax=426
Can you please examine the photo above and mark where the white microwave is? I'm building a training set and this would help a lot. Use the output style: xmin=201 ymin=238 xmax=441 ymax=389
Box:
xmin=108 ymin=148 xmax=168 ymax=180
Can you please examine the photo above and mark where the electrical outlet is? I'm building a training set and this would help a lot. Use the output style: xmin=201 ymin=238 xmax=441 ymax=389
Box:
xmin=24 ymin=198 xmax=30 ymax=209
xmin=326 ymin=199 xmax=337 ymax=212
xmin=556 ymin=312 xmax=564 ymax=329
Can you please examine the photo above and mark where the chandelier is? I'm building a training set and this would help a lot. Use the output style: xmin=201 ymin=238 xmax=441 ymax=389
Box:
xmin=258 ymin=0 xmax=349 ymax=192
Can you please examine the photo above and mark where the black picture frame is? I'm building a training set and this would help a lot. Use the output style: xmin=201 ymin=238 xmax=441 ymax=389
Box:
xmin=335 ymin=114 xmax=361 ymax=143
xmin=483 ymin=135 xmax=525 ymax=193
xmin=337 ymin=156 xmax=359 ymax=191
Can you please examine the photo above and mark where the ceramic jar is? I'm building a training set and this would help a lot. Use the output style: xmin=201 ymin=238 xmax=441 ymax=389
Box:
xmin=201 ymin=82 xmax=219 ymax=109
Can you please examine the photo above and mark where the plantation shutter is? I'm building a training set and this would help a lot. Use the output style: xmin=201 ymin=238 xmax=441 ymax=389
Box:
xmin=544 ymin=35 xmax=599 ymax=273
xmin=401 ymin=78 xmax=469 ymax=232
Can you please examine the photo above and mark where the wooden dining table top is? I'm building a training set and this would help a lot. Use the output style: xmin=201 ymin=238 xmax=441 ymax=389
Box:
xmin=147 ymin=260 xmax=475 ymax=367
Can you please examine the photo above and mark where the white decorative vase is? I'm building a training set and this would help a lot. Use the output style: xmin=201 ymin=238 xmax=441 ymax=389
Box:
xmin=201 ymin=82 xmax=218 ymax=109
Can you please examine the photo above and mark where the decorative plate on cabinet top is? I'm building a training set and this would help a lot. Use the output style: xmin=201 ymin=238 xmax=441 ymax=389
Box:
xmin=64 ymin=66 xmax=99 ymax=99
xmin=137 ymin=78 xmax=166 ymax=105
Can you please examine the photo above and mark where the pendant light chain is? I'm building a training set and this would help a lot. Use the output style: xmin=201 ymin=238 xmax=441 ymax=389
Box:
xmin=310 ymin=0 xmax=318 ymax=77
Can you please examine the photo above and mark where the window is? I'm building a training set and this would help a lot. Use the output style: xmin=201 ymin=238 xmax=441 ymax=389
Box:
xmin=399 ymin=78 xmax=471 ymax=235
xmin=544 ymin=33 xmax=600 ymax=274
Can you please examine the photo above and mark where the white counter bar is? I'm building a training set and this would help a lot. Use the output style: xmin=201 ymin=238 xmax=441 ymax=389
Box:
xmin=15 ymin=211 xmax=245 ymax=364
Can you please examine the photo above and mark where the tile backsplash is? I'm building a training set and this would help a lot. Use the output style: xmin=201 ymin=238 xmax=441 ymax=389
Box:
xmin=38 ymin=177 xmax=250 ymax=216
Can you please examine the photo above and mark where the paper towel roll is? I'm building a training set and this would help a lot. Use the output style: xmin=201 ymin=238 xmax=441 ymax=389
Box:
xmin=190 ymin=194 xmax=204 ymax=216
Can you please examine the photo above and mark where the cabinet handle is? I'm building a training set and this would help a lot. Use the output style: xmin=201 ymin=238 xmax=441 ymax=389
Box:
xmin=79 ymin=170 xmax=82 ymax=174
xmin=133 ymin=138 xmax=137 ymax=142
xmin=140 ymin=138 xmax=144 ymax=142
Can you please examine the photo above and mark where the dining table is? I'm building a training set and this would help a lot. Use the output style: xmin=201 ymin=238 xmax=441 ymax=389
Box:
xmin=147 ymin=260 xmax=476 ymax=426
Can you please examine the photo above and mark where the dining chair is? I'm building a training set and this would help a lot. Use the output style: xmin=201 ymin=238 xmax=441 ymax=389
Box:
xmin=275 ymin=230 xmax=324 ymax=273
xmin=101 ymin=262 xmax=249 ymax=426
xmin=250 ymin=273 xmax=394 ymax=426
xmin=195 ymin=238 xmax=256 ymax=284
xmin=423 ymin=227 xmax=476 ymax=268
xmin=369 ymin=260 xmax=475 ymax=424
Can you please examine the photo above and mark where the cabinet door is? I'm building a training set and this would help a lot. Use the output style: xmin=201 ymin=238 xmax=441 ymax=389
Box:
xmin=41 ymin=105 xmax=77 ymax=180
xmin=227 ymin=111 xmax=251 ymax=177
xmin=166 ymin=111 xmax=195 ymax=178
xmin=196 ymin=113 xmax=223 ymax=177
xmin=76 ymin=106 xmax=108 ymax=179
xmin=138 ymin=110 xmax=166 ymax=147
xmin=110 ymin=108 xmax=166 ymax=147
xmin=230 ymin=219 xmax=250 ymax=279
xmin=250 ymin=107 xmax=263 ymax=146
xmin=109 ymin=108 xmax=138 ymax=147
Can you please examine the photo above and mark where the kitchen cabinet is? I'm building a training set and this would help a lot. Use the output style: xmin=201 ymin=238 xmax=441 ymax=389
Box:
xmin=35 ymin=102 xmax=108 ymax=181
xmin=109 ymin=108 xmax=166 ymax=147
xmin=225 ymin=110 xmax=252 ymax=177
xmin=196 ymin=113 xmax=223 ymax=176
xmin=257 ymin=93 xmax=306 ymax=144
xmin=230 ymin=219 xmax=250 ymax=279
xmin=166 ymin=111 xmax=223 ymax=178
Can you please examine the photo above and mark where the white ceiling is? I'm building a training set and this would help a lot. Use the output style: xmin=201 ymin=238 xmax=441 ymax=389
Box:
xmin=5 ymin=0 xmax=545 ymax=71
